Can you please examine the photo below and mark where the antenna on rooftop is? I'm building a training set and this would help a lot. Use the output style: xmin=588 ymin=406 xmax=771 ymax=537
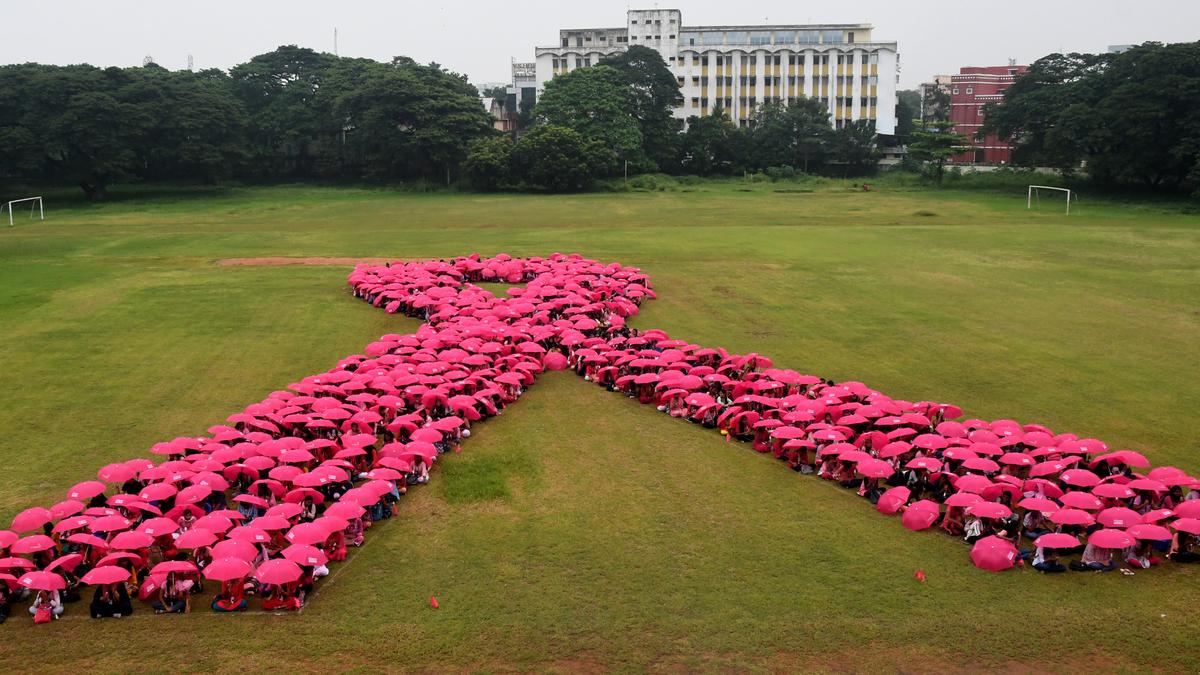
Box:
xmin=142 ymin=55 xmax=154 ymax=67
xmin=334 ymin=27 xmax=339 ymax=56
xmin=187 ymin=54 xmax=194 ymax=71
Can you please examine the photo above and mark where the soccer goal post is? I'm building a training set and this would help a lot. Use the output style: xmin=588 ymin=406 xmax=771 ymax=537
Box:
xmin=3 ymin=196 xmax=44 ymax=226
xmin=1027 ymin=185 xmax=1076 ymax=215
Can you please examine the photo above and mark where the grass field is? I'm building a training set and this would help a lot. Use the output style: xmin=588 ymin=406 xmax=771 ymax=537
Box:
xmin=0 ymin=182 xmax=1197 ymax=672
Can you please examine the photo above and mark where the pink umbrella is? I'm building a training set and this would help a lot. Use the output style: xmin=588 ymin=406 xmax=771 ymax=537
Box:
xmin=151 ymin=560 xmax=199 ymax=576
xmin=1171 ymin=518 xmax=1200 ymax=535
xmin=1127 ymin=524 xmax=1172 ymax=541
xmin=1088 ymin=529 xmax=1135 ymax=549
xmin=875 ymin=487 xmax=910 ymax=515
xmin=968 ymin=502 xmax=1013 ymax=519
xmin=1059 ymin=491 xmax=1103 ymax=511
xmin=1175 ymin=501 xmax=1200 ymax=519
xmin=1049 ymin=508 xmax=1095 ymax=526
xmin=80 ymin=566 xmax=133 ymax=585
xmin=970 ymin=535 xmax=1018 ymax=572
xmin=95 ymin=551 xmax=143 ymax=568
xmin=203 ymin=557 xmax=254 ymax=581
xmin=68 ymin=480 xmax=108 ymax=501
xmin=10 ymin=507 xmax=53 ymax=533
xmin=49 ymin=500 xmax=85 ymax=521
xmin=89 ymin=515 xmax=132 ymax=533
xmin=138 ymin=483 xmax=179 ymax=501
xmin=174 ymin=529 xmax=218 ymax=549
xmin=1096 ymin=507 xmax=1142 ymax=528
xmin=233 ymin=494 xmax=270 ymax=509
xmin=1092 ymin=483 xmax=1135 ymax=500
xmin=1034 ymin=533 xmax=1080 ymax=549
xmin=285 ymin=522 xmax=330 ymax=546
xmin=904 ymin=457 xmax=942 ymax=472
xmin=66 ymin=533 xmax=109 ymax=549
xmin=944 ymin=492 xmax=983 ymax=507
xmin=901 ymin=501 xmax=941 ymax=531
xmin=18 ymin=570 xmax=66 ymax=591
xmin=856 ymin=459 xmax=894 ymax=478
xmin=211 ymin=539 xmax=258 ymax=562
xmin=1060 ymin=469 xmax=1101 ymax=488
xmin=11 ymin=534 xmax=56 ymax=554
xmin=1017 ymin=497 xmax=1059 ymax=514
xmin=110 ymin=531 xmax=154 ymax=550
xmin=254 ymin=558 xmax=303 ymax=585
xmin=138 ymin=517 xmax=179 ymax=537
xmin=0 ymin=557 xmax=36 ymax=571
xmin=46 ymin=553 xmax=85 ymax=573
xmin=281 ymin=544 xmax=329 ymax=567
xmin=952 ymin=474 xmax=993 ymax=494
xmin=227 ymin=525 xmax=270 ymax=544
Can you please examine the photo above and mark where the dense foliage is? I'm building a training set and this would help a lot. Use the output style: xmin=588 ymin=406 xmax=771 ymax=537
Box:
xmin=0 ymin=46 xmax=491 ymax=198
xmin=985 ymin=42 xmax=1200 ymax=189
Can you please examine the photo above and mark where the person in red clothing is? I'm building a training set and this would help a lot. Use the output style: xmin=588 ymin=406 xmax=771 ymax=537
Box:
xmin=211 ymin=578 xmax=248 ymax=612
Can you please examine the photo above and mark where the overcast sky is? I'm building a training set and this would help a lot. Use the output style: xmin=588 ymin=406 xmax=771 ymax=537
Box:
xmin=3 ymin=1 xmax=1197 ymax=89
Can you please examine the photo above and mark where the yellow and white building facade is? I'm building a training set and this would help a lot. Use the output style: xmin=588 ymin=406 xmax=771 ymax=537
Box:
xmin=532 ymin=9 xmax=899 ymax=134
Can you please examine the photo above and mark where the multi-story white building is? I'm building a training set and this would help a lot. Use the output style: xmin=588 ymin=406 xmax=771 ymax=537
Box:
xmin=529 ymin=9 xmax=899 ymax=134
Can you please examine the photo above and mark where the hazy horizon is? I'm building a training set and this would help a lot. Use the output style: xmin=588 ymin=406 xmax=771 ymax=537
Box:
xmin=2 ymin=1 xmax=1197 ymax=89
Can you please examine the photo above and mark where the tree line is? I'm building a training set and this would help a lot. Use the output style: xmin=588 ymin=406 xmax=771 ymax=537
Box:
xmin=984 ymin=42 xmax=1200 ymax=191
xmin=0 ymin=46 xmax=492 ymax=199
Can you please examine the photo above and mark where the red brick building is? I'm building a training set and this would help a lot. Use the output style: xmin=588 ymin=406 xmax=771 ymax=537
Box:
xmin=948 ymin=64 xmax=1028 ymax=164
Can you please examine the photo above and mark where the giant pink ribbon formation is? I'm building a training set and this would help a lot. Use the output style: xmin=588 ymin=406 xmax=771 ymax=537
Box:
xmin=3 ymin=254 xmax=1199 ymax=619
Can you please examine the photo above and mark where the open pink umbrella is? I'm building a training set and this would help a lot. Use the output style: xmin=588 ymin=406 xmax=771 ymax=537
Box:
xmin=1059 ymin=491 xmax=1103 ymax=511
xmin=89 ymin=515 xmax=132 ymax=533
xmin=11 ymin=534 xmax=56 ymax=554
xmin=1060 ymin=469 xmax=1101 ymax=488
xmin=211 ymin=539 xmax=258 ymax=562
xmin=0 ymin=557 xmax=36 ymax=571
xmin=952 ymin=474 xmax=993 ymax=494
xmin=285 ymin=522 xmax=330 ymax=546
xmin=80 ymin=565 xmax=133 ymax=585
xmin=68 ymin=480 xmax=108 ymax=501
xmin=174 ymin=529 xmax=218 ymax=549
xmin=227 ymin=525 xmax=270 ymax=544
xmin=151 ymin=560 xmax=199 ymax=576
xmin=1175 ymin=501 xmax=1200 ymax=519
xmin=254 ymin=558 xmax=303 ymax=585
xmin=110 ymin=531 xmax=154 ymax=550
xmin=1049 ymin=508 xmax=1095 ymax=526
xmin=1171 ymin=518 xmax=1200 ymax=535
xmin=875 ymin=487 xmax=910 ymax=515
xmin=95 ymin=551 xmax=143 ymax=568
xmin=944 ymin=492 xmax=983 ymax=507
xmin=1096 ymin=507 xmax=1142 ymax=528
xmin=18 ymin=570 xmax=66 ymax=592
xmin=281 ymin=544 xmax=329 ymax=567
xmin=46 ymin=553 xmax=85 ymax=573
xmin=66 ymin=533 xmax=109 ymax=549
xmin=203 ymin=557 xmax=253 ymax=581
xmin=968 ymin=502 xmax=1013 ymax=519
xmin=1088 ymin=529 xmax=1134 ymax=549
xmin=10 ymin=507 xmax=53 ymax=533
xmin=901 ymin=500 xmax=941 ymax=531
xmin=1034 ymin=533 xmax=1080 ymax=549
xmin=1017 ymin=497 xmax=1058 ymax=514
xmin=1092 ymin=483 xmax=1135 ymax=500
xmin=970 ymin=535 xmax=1018 ymax=572
xmin=138 ymin=517 xmax=179 ymax=537
xmin=1127 ymin=524 xmax=1172 ymax=541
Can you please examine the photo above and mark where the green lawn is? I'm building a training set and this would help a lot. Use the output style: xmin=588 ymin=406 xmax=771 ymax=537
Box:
xmin=0 ymin=183 xmax=1197 ymax=672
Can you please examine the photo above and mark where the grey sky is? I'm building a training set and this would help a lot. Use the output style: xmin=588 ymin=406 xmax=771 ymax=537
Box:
xmin=3 ymin=1 xmax=1197 ymax=89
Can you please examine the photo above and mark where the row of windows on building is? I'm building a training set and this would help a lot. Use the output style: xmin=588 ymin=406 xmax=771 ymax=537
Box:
xmin=677 ymin=75 xmax=879 ymax=87
xmin=685 ymin=95 xmax=877 ymax=108
xmin=680 ymin=53 xmax=880 ymax=66
xmin=680 ymin=30 xmax=851 ymax=46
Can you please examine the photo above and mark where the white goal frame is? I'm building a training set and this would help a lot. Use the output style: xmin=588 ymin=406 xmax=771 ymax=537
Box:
xmin=1027 ymin=185 xmax=1076 ymax=215
xmin=3 ymin=196 xmax=44 ymax=226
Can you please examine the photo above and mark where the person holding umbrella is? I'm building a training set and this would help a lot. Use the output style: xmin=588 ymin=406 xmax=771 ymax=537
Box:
xmin=211 ymin=579 xmax=248 ymax=612
xmin=29 ymin=589 xmax=63 ymax=622
xmin=152 ymin=571 xmax=191 ymax=614
xmin=89 ymin=582 xmax=132 ymax=618
xmin=1071 ymin=542 xmax=1118 ymax=572
xmin=0 ymin=577 xmax=10 ymax=624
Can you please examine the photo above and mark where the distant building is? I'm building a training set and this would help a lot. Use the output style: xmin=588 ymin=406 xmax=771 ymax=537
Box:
xmin=517 ymin=8 xmax=899 ymax=133
xmin=1108 ymin=45 xmax=1135 ymax=54
xmin=481 ymin=97 xmax=512 ymax=133
xmin=918 ymin=74 xmax=952 ymax=121
xmin=948 ymin=63 xmax=1028 ymax=164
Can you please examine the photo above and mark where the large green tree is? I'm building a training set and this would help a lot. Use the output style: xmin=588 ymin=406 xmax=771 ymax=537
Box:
xmin=750 ymin=98 xmax=833 ymax=172
xmin=509 ymin=124 xmax=612 ymax=192
xmin=678 ymin=107 xmax=738 ymax=176
xmin=533 ymin=65 xmax=644 ymax=172
xmin=907 ymin=120 xmax=971 ymax=184
xmin=599 ymin=46 xmax=683 ymax=171
xmin=831 ymin=120 xmax=880 ymax=176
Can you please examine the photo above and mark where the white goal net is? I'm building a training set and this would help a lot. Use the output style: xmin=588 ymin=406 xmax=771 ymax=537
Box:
xmin=1027 ymin=185 xmax=1076 ymax=215
xmin=2 ymin=196 xmax=44 ymax=226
